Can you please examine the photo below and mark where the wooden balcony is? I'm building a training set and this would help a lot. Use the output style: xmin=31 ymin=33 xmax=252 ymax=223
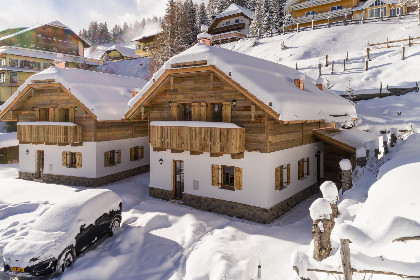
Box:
xmin=17 ymin=122 xmax=82 ymax=144
xmin=150 ymin=121 xmax=245 ymax=155
xmin=211 ymin=31 xmax=247 ymax=44
xmin=210 ymin=23 xmax=246 ymax=35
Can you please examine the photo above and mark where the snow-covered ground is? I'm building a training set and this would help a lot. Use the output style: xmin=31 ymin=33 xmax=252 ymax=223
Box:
xmin=95 ymin=57 xmax=151 ymax=80
xmin=0 ymin=164 xmax=319 ymax=280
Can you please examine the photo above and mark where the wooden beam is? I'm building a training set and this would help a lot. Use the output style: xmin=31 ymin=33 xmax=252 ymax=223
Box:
xmin=153 ymin=147 xmax=166 ymax=152
xmin=231 ymin=152 xmax=244 ymax=159
xmin=171 ymin=149 xmax=184 ymax=153
xmin=190 ymin=151 xmax=203 ymax=155
xmin=170 ymin=60 xmax=207 ymax=68
xmin=210 ymin=153 xmax=223 ymax=157
xmin=313 ymin=130 xmax=356 ymax=154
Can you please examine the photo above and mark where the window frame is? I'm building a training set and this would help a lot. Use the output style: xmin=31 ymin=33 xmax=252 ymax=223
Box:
xmin=221 ymin=165 xmax=235 ymax=188
xmin=9 ymin=72 xmax=18 ymax=84
xmin=0 ymin=73 xmax=5 ymax=83
xmin=212 ymin=103 xmax=223 ymax=122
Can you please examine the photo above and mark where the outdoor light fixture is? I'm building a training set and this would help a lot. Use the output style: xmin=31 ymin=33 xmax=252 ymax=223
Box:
xmin=26 ymin=149 xmax=29 ymax=155
xmin=232 ymin=99 xmax=237 ymax=107
xmin=168 ymin=101 xmax=172 ymax=108
xmin=159 ymin=158 xmax=163 ymax=165
xmin=32 ymin=107 xmax=36 ymax=111
xmin=75 ymin=106 xmax=78 ymax=111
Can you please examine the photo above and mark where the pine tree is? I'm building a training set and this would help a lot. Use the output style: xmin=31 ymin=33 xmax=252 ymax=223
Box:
xmin=87 ymin=21 xmax=99 ymax=46
xmin=249 ymin=0 xmax=262 ymax=37
xmin=272 ymin=0 xmax=284 ymax=34
xmin=246 ymin=0 xmax=256 ymax=11
xmin=111 ymin=25 xmax=123 ymax=43
xmin=260 ymin=0 xmax=273 ymax=36
xmin=183 ymin=0 xmax=199 ymax=45
xmin=198 ymin=2 xmax=209 ymax=27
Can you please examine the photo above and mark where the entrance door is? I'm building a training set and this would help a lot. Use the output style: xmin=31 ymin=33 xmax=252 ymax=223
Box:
xmin=315 ymin=151 xmax=321 ymax=186
xmin=36 ymin=150 xmax=44 ymax=179
xmin=173 ymin=160 xmax=184 ymax=200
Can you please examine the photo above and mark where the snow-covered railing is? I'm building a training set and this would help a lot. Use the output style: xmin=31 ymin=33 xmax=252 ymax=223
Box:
xmin=17 ymin=122 xmax=82 ymax=144
xmin=150 ymin=121 xmax=245 ymax=155
xmin=211 ymin=31 xmax=247 ymax=43
xmin=292 ymin=8 xmax=352 ymax=24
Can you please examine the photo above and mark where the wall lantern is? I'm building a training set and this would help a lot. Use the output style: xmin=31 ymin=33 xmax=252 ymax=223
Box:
xmin=75 ymin=106 xmax=78 ymax=111
xmin=159 ymin=158 xmax=163 ymax=165
xmin=26 ymin=149 xmax=29 ymax=155
xmin=168 ymin=101 xmax=172 ymax=108
xmin=232 ymin=99 xmax=237 ymax=107
xmin=32 ymin=107 xmax=36 ymax=111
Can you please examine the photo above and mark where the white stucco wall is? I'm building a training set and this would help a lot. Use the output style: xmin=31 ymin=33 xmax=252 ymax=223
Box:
xmin=19 ymin=136 xmax=149 ymax=178
xmin=215 ymin=15 xmax=251 ymax=35
xmin=150 ymin=142 xmax=324 ymax=209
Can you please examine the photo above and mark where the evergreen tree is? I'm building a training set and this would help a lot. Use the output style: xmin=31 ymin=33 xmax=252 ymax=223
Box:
xmin=98 ymin=22 xmax=112 ymax=44
xmin=111 ymin=24 xmax=123 ymax=43
xmin=249 ymin=0 xmax=262 ymax=37
xmin=271 ymin=0 xmax=284 ymax=34
xmin=87 ymin=21 xmax=99 ymax=46
xmin=246 ymin=0 xmax=256 ymax=11
xmin=260 ymin=0 xmax=273 ymax=36
xmin=197 ymin=2 xmax=209 ymax=27
xmin=183 ymin=0 xmax=199 ymax=45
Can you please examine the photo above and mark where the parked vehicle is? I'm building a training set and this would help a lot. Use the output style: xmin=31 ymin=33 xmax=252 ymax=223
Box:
xmin=3 ymin=189 xmax=122 ymax=277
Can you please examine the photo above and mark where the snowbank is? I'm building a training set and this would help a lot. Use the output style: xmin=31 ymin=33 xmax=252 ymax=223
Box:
xmin=309 ymin=198 xmax=332 ymax=220
xmin=320 ymin=181 xmax=338 ymax=203
xmin=339 ymin=159 xmax=352 ymax=171
xmin=96 ymin=57 xmax=151 ymax=80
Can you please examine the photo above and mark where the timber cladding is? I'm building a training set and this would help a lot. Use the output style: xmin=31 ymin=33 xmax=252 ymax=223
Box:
xmin=131 ymin=67 xmax=335 ymax=153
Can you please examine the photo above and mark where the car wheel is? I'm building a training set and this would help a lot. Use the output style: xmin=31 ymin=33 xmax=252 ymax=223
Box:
xmin=57 ymin=247 xmax=75 ymax=274
xmin=109 ymin=217 xmax=121 ymax=237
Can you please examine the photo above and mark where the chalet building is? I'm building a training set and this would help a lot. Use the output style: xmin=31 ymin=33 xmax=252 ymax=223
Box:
xmin=285 ymin=0 xmax=410 ymax=28
xmin=124 ymin=44 xmax=357 ymax=223
xmin=0 ymin=21 xmax=101 ymax=103
xmin=208 ymin=3 xmax=253 ymax=45
xmin=0 ymin=67 xmax=149 ymax=187
xmin=101 ymin=45 xmax=139 ymax=62
xmin=132 ymin=29 xmax=162 ymax=58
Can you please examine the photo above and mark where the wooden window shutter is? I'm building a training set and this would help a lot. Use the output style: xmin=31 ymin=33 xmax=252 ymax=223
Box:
xmin=130 ymin=147 xmax=134 ymax=161
xmin=200 ymin=103 xmax=207 ymax=121
xmin=192 ymin=103 xmax=200 ymax=121
xmin=306 ymin=157 xmax=310 ymax=176
xmin=298 ymin=159 xmax=302 ymax=180
xmin=62 ymin=151 xmax=67 ymax=167
xmin=104 ymin=152 xmax=110 ymax=167
xmin=49 ymin=108 xmax=55 ymax=122
xmin=69 ymin=107 xmax=75 ymax=123
xmin=287 ymin=163 xmax=291 ymax=185
xmin=76 ymin=152 xmax=82 ymax=168
xmin=275 ymin=166 xmax=281 ymax=190
xmin=117 ymin=149 xmax=121 ymax=164
xmin=140 ymin=146 xmax=144 ymax=158
xmin=234 ymin=167 xmax=242 ymax=190
xmin=280 ymin=165 xmax=284 ymax=188
xmin=222 ymin=102 xmax=231 ymax=122
xmin=54 ymin=108 xmax=60 ymax=122
xmin=171 ymin=103 xmax=179 ymax=121
xmin=35 ymin=108 xmax=40 ymax=121
xmin=211 ymin=164 xmax=219 ymax=186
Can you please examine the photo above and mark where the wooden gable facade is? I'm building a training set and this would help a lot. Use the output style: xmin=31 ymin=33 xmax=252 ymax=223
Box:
xmin=126 ymin=64 xmax=335 ymax=156
xmin=0 ymin=80 xmax=148 ymax=145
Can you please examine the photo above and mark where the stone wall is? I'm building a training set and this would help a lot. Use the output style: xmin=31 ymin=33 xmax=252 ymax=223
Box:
xmin=150 ymin=183 xmax=319 ymax=224
xmin=19 ymin=165 xmax=149 ymax=187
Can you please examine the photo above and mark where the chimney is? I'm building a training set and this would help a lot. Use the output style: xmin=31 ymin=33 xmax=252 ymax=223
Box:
xmin=131 ymin=88 xmax=140 ymax=97
xmin=54 ymin=53 xmax=65 ymax=69
xmin=197 ymin=25 xmax=212 ymax=46
xmin=316 ymin=76 xmax=325 ymax=91
xmin=294 ymin=73 xmax=305 ymax=90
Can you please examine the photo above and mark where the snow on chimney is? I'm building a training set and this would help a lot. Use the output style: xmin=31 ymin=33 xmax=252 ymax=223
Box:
xmin=197 ymin=25 xmax=212 ymax=46
xmin=316 ymin=76 xmax=325 ymax=91
xmin=294 ymin=73 xmax=305 ymax=90
xmin=131 ymin=88 xmax=140 ymax=97
xmin=54 ymin=53 xmax=65 ymax=69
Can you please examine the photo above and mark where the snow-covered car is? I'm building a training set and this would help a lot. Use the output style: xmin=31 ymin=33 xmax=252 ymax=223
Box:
xmin=2 ymin=189 xmax=122 ymax=277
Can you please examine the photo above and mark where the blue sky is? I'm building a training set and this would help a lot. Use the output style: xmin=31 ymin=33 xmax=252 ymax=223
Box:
xmin=0 ymin=0 xmax=207 ymax=33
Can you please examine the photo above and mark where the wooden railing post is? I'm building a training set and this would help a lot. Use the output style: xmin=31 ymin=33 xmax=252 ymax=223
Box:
xmin=340 ymin=239 xmax=352 ymax=280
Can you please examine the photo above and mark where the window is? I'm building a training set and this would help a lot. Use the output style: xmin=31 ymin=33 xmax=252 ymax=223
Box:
xmin=130 ymin=146 xmax=144 ymax=161
xmin=306 ymin=11 xmax=316 ymax=16
xmin=104 ymin=150 xmax=121 ymax=167
xmin=38 ymin=108 xmax=49 ymax=121
xmin=43 ymin=62 xmax=54 ymax=69
xmin=60 ymin=108 xmax=70 ymax=122
xmin=235 ymin=19 xmax=240 ymax=23
xmin=211 ymin=164 xmax=242 ymax=190
xmin=0 ymin=58 xmax=5 ymax=66
xmin=136 ymin=44 xmax=143 ymax=50
xmin=37 ymin=33 xmax=42 ymax=38
xmin=275 ymin=164 xmax=291 ymax=190
xmin=331 ymin=6 xmax=336 ymax=11
xmin=337 ymin=5 xmax=342 ymax=9
xmin=368 ymin=6 xmax=386 ymax=17
xmin=62 ymin=152 xmax=82 ymax=168
xmin=298 ymin=157 xmax=310 ymax=180
xmin=180 ymin=104 xmax=192 ymax=121
xmin=9 ymin=58 xmax=18 ymax=67
xmin=9 ymin=72 xmax=17 ymax=84
xmin=390 ymin=7 xmax=400 ymax=16
xmin=0 ymin=73 xmax=5 ymax=83
xmin=226 ymin=21 xmax=231 ymax=25
xmin=212 ymin=104 xmax=223 ymax=122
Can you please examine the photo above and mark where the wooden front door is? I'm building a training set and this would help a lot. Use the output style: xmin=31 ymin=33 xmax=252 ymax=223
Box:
xmin=36 ymin=150 xmax=44 ymax=179
xmin=315 ymin=151 xmax=322 ymax=186
xmin=173 ymin=160 xmax=184 ymax=200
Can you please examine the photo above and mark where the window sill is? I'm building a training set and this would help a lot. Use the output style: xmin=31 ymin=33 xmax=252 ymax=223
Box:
xmin=219 ymin=186 xmax=235 ymax=191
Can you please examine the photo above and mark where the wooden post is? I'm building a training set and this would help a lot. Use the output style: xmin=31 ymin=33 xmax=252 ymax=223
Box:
xmin=408 ymin=35 xmax=411 ymax=47
xmin=295 ymin=62 xmax=298 ymax=70
xmin=297 ymin=23 xmax=300 ymax=32
xmin=327 ymin=16 xmax=331 ymax=27
xmin=344 ymin=14 xmax=348 ymax=25
xmin=331 ymin=60 xmax=334 ymax=74
xmin=366 ymin=43 xmax=370 ymax=60
xmin=346 ymin=51 xmax=349 ymax=62
xmin=390 ymin=127 xmax=398 ymax=147
xmin=387 ymin=37 xmax=389 ymax=48
xmin=312 ymin=19 xmax=315 ymax=30
xmin=282 ymin=25 xmax=285 ymax=35
xmin=344 ymin=59 xmax=346 ymax=71
xmin=325 ymin=54 xmax=328 ymax=67
xmin=340 ymin=239 xmax=352 ymax=280
xmin=340 ymin=159 xmax=352 ymax=192
xmin=383 ymin=137 xmax=389 ymax=155
xmin=364 ymin=57 xmax=368 ymax=71
xmin=401 ymin=43 xmax=405 ymax=60
xmin=310 ymin=198 xmax=334 ymax=262
xmin=318 ymin=62 xmax=322 ymax=77
xmin=380 ymin=8 xmax=384 ymax=21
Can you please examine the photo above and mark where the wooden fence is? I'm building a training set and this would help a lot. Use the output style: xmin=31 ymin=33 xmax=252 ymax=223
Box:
xmin=368 ymin=35 xmax=420 ymax=49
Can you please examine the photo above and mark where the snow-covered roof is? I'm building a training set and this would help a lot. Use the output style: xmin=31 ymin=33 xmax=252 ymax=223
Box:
xmin=216 ymin=3 xmax=254 ymax=19
xmin=0 ymin=67 xmax=147 ymax=121
xmin=131 ymin=28 xmax=163 ymax=42
xmin=331 ymin=128 xmax=378 ymax=149
xmin=0 ymin=132 xmax=18 ymax=148
xmin=0 ymin=46 xmax=102 ymax=65
xmin=96 ymin=57 xmax=151 ymax=80
xmin=0 ymin=20 xmax=90 ymax=48
xmin=285 ymin=0 xmax=301 ymax=13
xmin=0 ymin=66 xmax=40 ymax=73
xmin=127 ymin=44 xmax=356 ymax=123
xmin=104 ymin=45 xmax=138 ymax=58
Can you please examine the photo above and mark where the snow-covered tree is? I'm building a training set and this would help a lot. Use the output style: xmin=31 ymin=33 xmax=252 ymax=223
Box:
xmin=271 ymin=0 xmax=284 ymax=34
xmin=260 ymin=0 xmax=273 ymax=36
xmin=249 ymin=0 xmax=263 ymax=37
xmin=197 ymin=1 xmax=210 ymax=27
xmin=183 ymin=0 xmax=199 ymax=45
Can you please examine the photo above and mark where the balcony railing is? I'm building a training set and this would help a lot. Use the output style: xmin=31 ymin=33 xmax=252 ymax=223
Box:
xmin=211 ymin=31 xmax=247 ymax=43
xmin=210 ymin=23 xmax=246 ymax=34
xmin=291 ymin=0 xmax=341 ymax=11
xmin=150 ymin=121 xmax=245 ymax=154
xmin=17 ymin=122 xmax=82 ymax=144
xmin=292 ymin=8 xmax=352 ymax=24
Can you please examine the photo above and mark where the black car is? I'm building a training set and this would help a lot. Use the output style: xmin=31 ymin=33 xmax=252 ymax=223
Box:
xmin=3 ymin=189 xmax=122 ymax=277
